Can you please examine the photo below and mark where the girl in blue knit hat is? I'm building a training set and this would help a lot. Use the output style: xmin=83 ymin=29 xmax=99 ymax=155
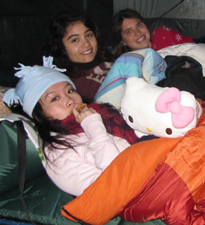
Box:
xmin=3 ymin=57 xmax=151 ymax=196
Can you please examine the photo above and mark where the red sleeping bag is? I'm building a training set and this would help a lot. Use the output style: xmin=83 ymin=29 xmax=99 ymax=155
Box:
xmin=61 ymin=108 xmax=205 ymax=225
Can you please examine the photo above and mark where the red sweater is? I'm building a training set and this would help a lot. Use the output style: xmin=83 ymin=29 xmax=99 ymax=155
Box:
xmin=70 ymin=61 xmax=113 ymax=102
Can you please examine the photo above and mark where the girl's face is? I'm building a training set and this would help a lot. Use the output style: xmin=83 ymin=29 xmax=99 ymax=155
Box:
xmin=39 ymin=81 xmax=83 ymax=120
xmin=62 ymin=21 xmax=98 ymax=63
xmin=121 ymin=18 xmax=151 ymax=50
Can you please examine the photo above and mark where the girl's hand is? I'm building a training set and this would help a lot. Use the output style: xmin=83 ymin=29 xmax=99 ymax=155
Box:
xmin=72 ymin=106 xmax=97 ymax=123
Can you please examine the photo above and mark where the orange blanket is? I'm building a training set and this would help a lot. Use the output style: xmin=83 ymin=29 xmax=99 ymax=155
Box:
xmin=61 ymin=108 xmax=205 ymax=225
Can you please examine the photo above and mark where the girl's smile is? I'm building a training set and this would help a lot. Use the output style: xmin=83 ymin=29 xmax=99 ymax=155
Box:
xmin=121 ymin=18 xmax=151 ymax=50
xmin=62 ymin=21 xmax=98 ymax=63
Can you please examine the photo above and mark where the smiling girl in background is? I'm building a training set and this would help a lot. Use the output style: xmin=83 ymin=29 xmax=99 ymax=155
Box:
xmin=112 ymin=8 xmax=193 ymax=58
xmin=43 ymin=12 xmax=114 ymax=103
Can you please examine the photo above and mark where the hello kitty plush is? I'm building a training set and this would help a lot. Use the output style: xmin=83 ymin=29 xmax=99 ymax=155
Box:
xmin=121 ymin=77 xmax=199 ymax=138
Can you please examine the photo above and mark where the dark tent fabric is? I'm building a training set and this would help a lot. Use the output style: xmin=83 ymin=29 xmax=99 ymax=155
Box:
xmin=0 ymin=0 xmax=113 ymax=87
xmin=114 ymin=0 xmax=205 ymax=39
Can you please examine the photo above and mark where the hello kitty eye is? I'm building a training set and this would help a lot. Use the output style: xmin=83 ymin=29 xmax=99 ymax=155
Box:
xmin=166 ymin=128 xmax=172 ymax=135
xmin=128 ymin=115 xmax=134 ymax=123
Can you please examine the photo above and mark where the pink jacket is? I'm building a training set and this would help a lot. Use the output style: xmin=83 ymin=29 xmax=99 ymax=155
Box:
xmin=44 ymin=113 xmax=130 ymax=196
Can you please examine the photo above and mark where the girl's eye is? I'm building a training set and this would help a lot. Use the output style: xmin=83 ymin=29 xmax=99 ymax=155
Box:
xmin=71 ymin=38 xmax=79 ymax=43
xmin=137 ymin=22 xmax=143 ymax=27
xmin=68 ymin=88 xmax=75 ymax=93
xmin=51 ymin=96 xmax=59 ymax=102
xmin=87 ymin=32 xmax=94 ymax=37
xmin=125 ymin=30 xmax=131 ymax=35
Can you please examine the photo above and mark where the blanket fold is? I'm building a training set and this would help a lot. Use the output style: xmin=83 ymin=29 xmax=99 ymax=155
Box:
xmin=94 ymin=48 xmax=166 ymax=109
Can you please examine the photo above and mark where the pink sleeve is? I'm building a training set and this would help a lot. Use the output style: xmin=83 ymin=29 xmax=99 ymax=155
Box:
xmin=45 ymin=113 xmax=127 ymax=196
xmin=151 ymin=25 xmax=193 ymax=51
xmin=81 ymin=113 xmax=124 ymax=169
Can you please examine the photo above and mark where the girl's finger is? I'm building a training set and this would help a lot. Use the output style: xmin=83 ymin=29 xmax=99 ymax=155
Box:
xmin=72 ymin=107 xmax=79 ymax=117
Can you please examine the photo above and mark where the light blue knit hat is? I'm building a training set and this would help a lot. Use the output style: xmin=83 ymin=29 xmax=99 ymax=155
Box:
xmin=3 ymin=56 xmax=76 ymax=118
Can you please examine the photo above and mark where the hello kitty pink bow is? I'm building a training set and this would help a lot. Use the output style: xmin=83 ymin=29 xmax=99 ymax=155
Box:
xmin=155 ymin=87 xmax=195 ymax=128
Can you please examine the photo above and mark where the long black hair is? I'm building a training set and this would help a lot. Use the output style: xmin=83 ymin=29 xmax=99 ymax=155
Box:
xmin=32 ymin=102 xmax=76 ymax=152
xmin=10 ymin=102 xmax=74 ymax=156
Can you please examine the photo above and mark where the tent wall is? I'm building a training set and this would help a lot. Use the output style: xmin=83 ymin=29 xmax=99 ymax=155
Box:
xmin=113 ymin=0 xmax=205 ymax=39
